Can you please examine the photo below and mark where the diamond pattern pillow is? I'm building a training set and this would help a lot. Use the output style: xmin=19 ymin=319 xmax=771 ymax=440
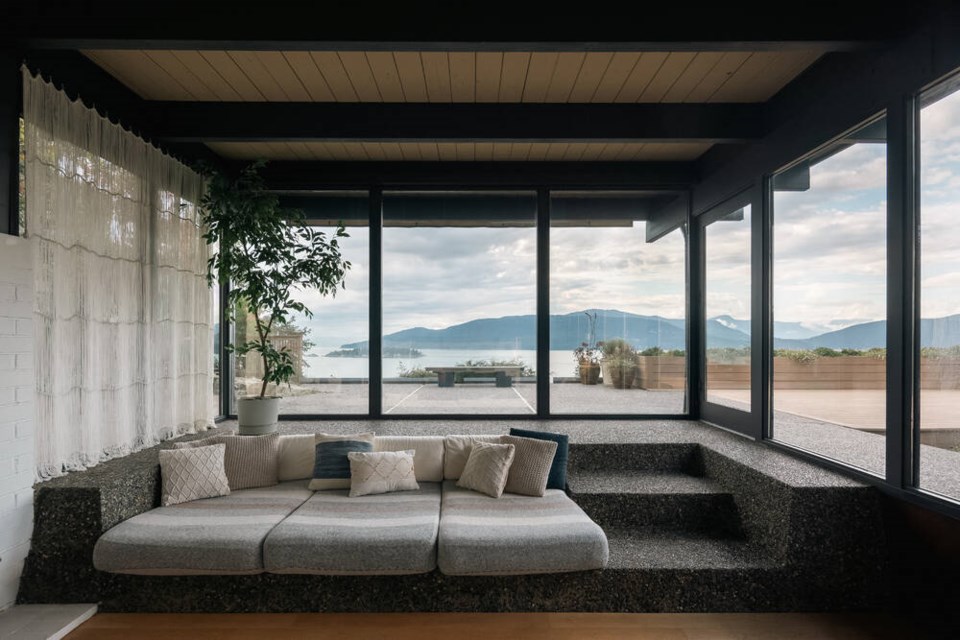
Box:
xmin=174 ymin=432 xmax=279 ymax=491
xmin=456 ymin=441 xmax=516 ymax=498
xmin=159 ymin=444 xmax=230 ymax=506
xmin=500 ymin=435 xmax=559 ymax=497
xmin=348 ymin=449 xmax=420 ymax=497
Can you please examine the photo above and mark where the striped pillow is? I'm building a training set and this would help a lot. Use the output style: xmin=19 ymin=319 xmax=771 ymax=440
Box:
xmin=309 ymin=433 xmax=376 ymax=490
xmin=173 ymin=432 xmax=279 ymax=491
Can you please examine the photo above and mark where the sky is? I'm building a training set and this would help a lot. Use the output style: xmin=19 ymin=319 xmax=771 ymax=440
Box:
xmin=284 ymin=88 xmax=960 ymax=347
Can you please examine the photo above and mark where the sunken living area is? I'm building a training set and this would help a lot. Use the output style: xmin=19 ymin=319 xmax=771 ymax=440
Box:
xmin=3 ymin=2 xmax=960 ymax=639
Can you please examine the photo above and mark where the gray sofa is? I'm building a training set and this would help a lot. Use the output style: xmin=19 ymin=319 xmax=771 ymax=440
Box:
xmin=93 ymin=435 xmax=609 ymax=577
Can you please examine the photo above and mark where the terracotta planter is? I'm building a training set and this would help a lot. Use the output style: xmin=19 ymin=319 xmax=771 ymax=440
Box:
xmin=579 ymin=363 xmax=601 ymax=385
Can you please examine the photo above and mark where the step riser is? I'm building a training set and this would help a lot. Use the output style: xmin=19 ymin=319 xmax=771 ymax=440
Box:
xmin=569 ymin=443 xmax=702 ymax=473
xmin=574 ymin=493 xmax=743 ymax=535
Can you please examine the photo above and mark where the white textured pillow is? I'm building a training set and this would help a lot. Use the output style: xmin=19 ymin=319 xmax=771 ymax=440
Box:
xmin=174 ymin=432 xmax=279 ymax=490
xmin=278 ymin=434 xmax=316 ymax=481
xmin=348 ymin=449 xmax=420 ymax=498
xmin=456 ymin=441 xmax=516 ymax=498
xmin=159 ymin=444 xmax=230 ymax=506
xmin=500 ymin=435 xmax=558 ymax=497
xmin=443 ymin=435 xmax=502 ymax=480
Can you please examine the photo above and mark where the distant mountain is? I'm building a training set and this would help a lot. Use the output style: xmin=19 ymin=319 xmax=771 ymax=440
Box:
xmin=340 ymin=311 xmax=960 ymax=352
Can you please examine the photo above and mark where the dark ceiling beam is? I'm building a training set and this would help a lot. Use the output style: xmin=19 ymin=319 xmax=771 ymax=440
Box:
xmin=147 ymin=102 xmax=762 ymax=143
xmin=255 ymin=161 xmax=696 ymax=190
xmin=6 ymin=1 xmax=920 ymax=51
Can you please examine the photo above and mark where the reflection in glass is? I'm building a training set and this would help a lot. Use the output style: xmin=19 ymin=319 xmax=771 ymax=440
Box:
xmin=705 ymin=204 xmax=752 ymax=411
xmin=771 ymin=118 xmax=887 ymax=476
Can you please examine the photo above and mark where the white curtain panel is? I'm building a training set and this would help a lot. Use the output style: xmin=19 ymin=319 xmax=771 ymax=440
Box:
xmin=22 ymin=69 xmax=213 ymax=480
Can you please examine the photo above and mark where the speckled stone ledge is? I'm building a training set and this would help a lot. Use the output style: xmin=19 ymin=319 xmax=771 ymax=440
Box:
xmin=17 ymin=421 xmax=889 ymax=612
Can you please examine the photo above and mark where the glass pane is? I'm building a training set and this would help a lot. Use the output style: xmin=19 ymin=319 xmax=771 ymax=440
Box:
xmin=211 ymin=276 xmax=221 ymax=418
xmin=549 ymin=191 xmax=688 ymax=414
xmin=382 ymin=191 xmax=537 ymax=415
xmin=705 ymin=204 xmax=752 ymax=410
xmin=232 ymin=192 xmax=369 ymax=414
xmin=771 ymin=118 xmax=887 ymax=476
xmin=919 ymin=81 xmax=960 ymax=501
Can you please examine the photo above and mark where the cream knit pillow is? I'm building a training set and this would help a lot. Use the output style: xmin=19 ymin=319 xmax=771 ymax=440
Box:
xmin=456 ymin=441 xmax=516 ymax=498
xmin=159 ymin=444 xmax=230 ymax=506
xmin=500 ymin=435 xmax=559 ymax=497
xmin=174 ymin=432 xmax=279 ymax=491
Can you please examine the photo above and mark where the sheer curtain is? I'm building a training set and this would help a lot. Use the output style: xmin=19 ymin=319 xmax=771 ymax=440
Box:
xmin=22 ymin=69 xmax=213 ymax=480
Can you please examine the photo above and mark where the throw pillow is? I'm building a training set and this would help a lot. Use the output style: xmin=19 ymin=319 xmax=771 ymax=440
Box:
xmin=348 ymin=449 xmax=420 ymax=497
xmin=508 ymin=427 xmax=570 ymax=490
xmin=277 ymin=434 xmax=317 ymax=481
xmin=174 ymin=432 xmax=279 ymax=491
xmin=456 ymin=441 xmax=516 ymax=498
xmin=443 ymin=435 xmax=501 ymax=479
xmin=309 ymin=433 xmax=376 ymax=490
xmin=500 ymin=435 xmax=558 ymax=497
xmin=159 ymin=444 xmax=230 ymax=506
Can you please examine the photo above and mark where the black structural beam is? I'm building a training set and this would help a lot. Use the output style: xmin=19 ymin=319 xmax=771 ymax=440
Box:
xmin=147 ymin=102 xmax=762 ymax=144
xmin=6 ymin=1 xmax=917 ymax=51
xmin=257 ymin=161 xmax=696 ymax=190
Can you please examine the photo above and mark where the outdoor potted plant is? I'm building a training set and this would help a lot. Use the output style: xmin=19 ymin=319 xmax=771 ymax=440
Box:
xmin=601 ymin=338 xmax=639 ymax=389
xmin=574 ymin=342 xmax=602 ymax=385
xmin=199 ymin=161 xmax=351 ymax=434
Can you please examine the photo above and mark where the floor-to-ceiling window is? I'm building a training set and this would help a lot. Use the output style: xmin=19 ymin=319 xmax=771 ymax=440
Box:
xmin=232 ymin=192 xmax=370 ymax=415
xmin=381 ymin=191 xmax=537 ymax=415
xmin=549 ymin=192 xmax=688 ymax=414
xmin=704 ymin=201 xmax=752 ymax=412
xmin=918 ymin=77 xmax=960 ymax=501
xmin=770 ymin=117 xmax=888 ymax=476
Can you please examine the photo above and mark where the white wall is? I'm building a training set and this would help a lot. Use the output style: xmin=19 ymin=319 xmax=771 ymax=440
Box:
xmin=0 ymin=235 xmax=34 ymax=610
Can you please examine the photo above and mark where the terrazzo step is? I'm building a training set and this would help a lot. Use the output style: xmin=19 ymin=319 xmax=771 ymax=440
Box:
xmin=568 ymin=443 xmax=702 ymax=474
xmin=605 ymin=526 xmax=776 ymax=571
xmin=569 ymin=470 xmax=743 ymax=534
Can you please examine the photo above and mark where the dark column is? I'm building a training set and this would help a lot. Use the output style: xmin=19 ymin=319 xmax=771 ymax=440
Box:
xmin=0 ymin=51 xmax=21 ymax=236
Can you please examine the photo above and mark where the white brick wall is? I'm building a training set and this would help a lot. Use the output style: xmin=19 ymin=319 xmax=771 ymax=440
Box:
xmin=0 ymin=235 xmax=34 ymax=611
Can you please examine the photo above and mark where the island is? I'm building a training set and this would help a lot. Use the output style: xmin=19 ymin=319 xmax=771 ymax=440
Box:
xmin=325 ymin=346 xmax=424 ymax=358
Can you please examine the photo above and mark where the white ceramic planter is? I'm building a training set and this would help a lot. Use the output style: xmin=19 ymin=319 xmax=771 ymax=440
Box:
xmin=236 ymin=396 xmax=280 ymax=435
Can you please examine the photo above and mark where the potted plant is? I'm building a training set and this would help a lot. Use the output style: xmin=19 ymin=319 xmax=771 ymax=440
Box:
xmin=574 ymin=342 xmax=602 ymax=385
xmin=601 ymin=338 xmax=639 ymax=389
xmin=199 ymin=161 xmax=351 ymax=434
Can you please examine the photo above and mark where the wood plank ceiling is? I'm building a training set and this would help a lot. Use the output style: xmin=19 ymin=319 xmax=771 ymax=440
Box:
xmin=83 ymin=50 xmax=822 ymax=161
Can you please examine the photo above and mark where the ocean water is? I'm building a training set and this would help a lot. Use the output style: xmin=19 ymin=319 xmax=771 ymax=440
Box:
xmin=303 ymin=347 xmax=582 ymax=379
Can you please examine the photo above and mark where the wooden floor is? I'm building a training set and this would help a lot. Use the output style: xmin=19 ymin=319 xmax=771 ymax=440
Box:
xmin=66 ymin=612 xmax=925 ymax=640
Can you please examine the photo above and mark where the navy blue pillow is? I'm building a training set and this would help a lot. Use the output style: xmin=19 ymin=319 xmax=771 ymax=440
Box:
xmin=508 ymin=428 xmax=569 ymax=490
xmin=310 ymin=439 xmax=373 ymax=489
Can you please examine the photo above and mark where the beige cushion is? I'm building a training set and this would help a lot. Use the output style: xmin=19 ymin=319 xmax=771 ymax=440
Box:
xmin=500 ymin=435 xmax=559 ymax=497
xmin=443 ymin=435 xmax=502 ymax=480
xmin=375 ymin=436 xmax=444 ymax=482
xmin=308 ymin=433 xmax=376 ymax=490
xmin=456 ymin=442 xmax=516 ymax=499
xmin=159 ymin=444 xmax=230 ymax=506
xmin=348 ymin=450 xmax=420 ymax=498
xmin=278 ymin=434 xmax=316 ymax=481
xmin=174 ymin=432 xmax=279 ymax=491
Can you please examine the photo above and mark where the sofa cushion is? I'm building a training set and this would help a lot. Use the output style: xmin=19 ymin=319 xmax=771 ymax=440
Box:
xmin=508 ymin=428 xmax=570 ymax=490
xmin=456 ymin=441 xmax=515 ymax=498
xmin=159 ymin=444 xmax=230 ymax=506
xmin=309 ymin=433 xmax=375 ymax=490
xmin=443 ymin=435 xmax=502 ymax=480
xmin=93 ymin=481 xmax=313 ymax=575
xmin=500 ymin=435 xmax=558 ymax=497
xmin=438 ymin=481 xmax=609 ymax=576
xmin=348 ymin=450 xmax=420 ymax=497
xmin=375 ymin=435 xmax=444 ymax=482
xmin=263 ymin=483 xmax=441 ymax=575
xmin=174 ymin=432 xmax=279 ymax=491
xmin=278 ymin=434 xmax=316 ymax=481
